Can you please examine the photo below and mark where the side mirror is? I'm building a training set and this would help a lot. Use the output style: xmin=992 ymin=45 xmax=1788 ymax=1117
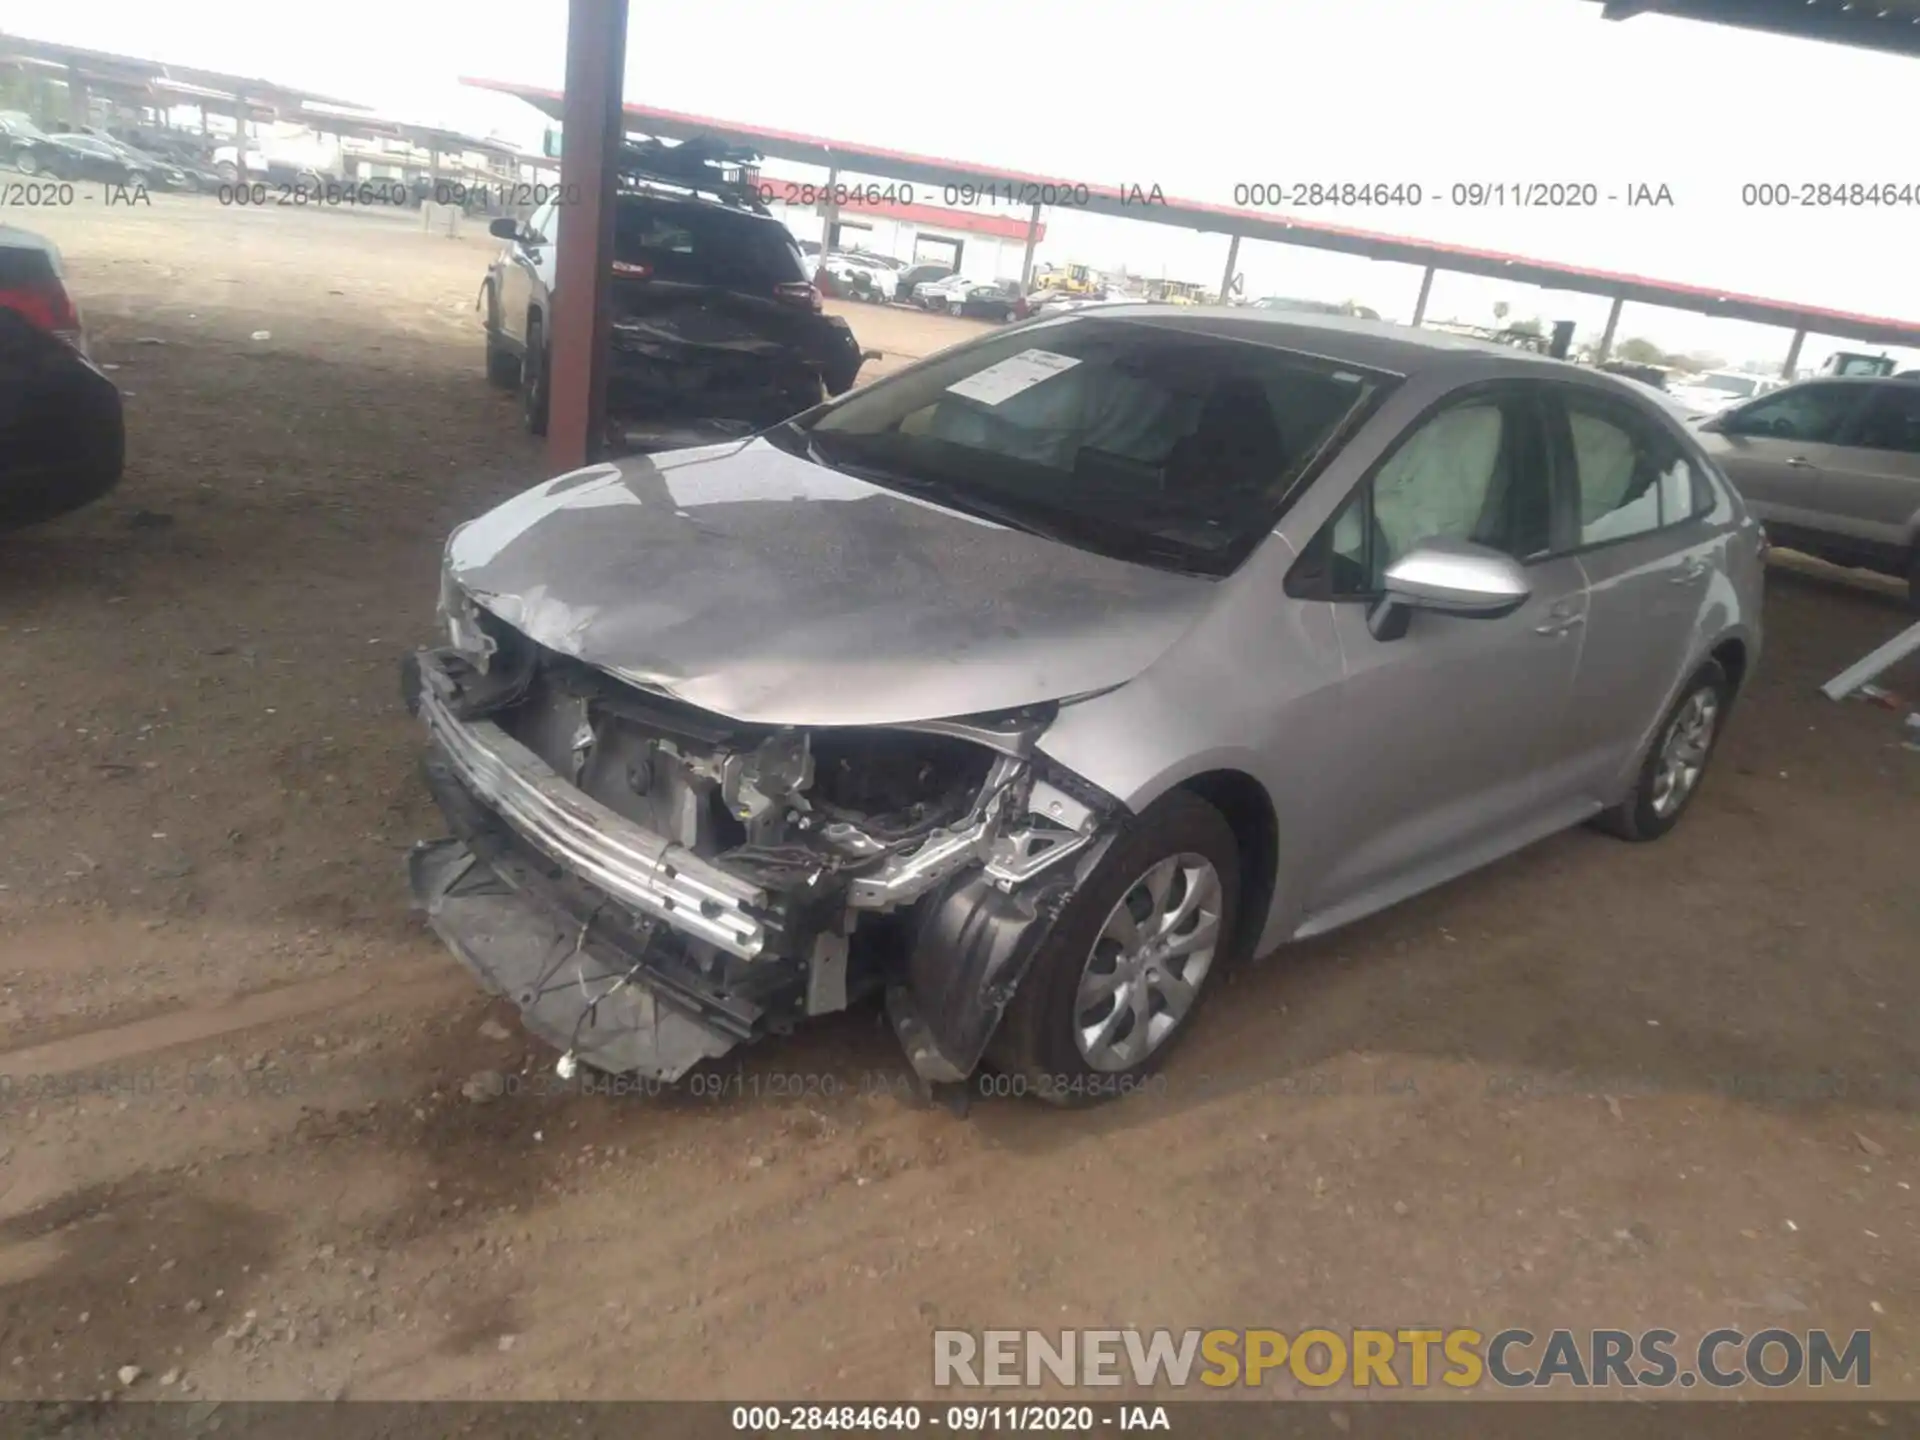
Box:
xmin=488 ymin=216 xmax=523 ymax=242
xmin=1367 ymin=539 xmax=1531 ymax=641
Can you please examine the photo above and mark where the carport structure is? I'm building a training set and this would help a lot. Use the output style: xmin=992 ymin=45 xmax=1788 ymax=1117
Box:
xmin=0 ymin=34 xmax=542 ymax=193
xmin=486 ymin=0 xmax=1920 ymax=470
xmin=0 ymin=33 xmax=366 ymax=169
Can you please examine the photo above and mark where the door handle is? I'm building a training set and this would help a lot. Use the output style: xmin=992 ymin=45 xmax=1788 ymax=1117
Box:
xmin=1785 ymin=456 xmax=1814 ymax=468
xmin=1534 ymin=614 xmax=1586 ymax=636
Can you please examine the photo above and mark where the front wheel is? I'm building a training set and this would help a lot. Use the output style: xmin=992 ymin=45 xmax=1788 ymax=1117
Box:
xmin=1593 ymin=660 xmax=1729 ymax=842
xmin=989 ymin=790 xmax=1240 ymax=1105
xmin=15 ymin=149 xmax=39 ymax=176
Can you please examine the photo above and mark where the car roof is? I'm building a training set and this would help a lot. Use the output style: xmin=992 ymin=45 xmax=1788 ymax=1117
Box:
xmin=1067 ymin=305 xmax=1575 ymax=379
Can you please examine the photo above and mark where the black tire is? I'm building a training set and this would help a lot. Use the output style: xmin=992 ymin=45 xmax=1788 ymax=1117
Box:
xmin=126 ymin=171 xmax=149 ymax=190
xmin=483 ymin=285 xmax=520 ymax=389
xmin=1905 ymin=548 xmax=1919 ymax=613
xmin=15 ymin=150 xmax=39 ymax=176
xmin=989 ymin=790 xmax=1241 ymax=1106
xmin=521 ymin=314 xmax=550 ymax=437
xmin=1593 ymin=659 xmax=1730 ymax=842
xmin=214 ymin=160 xmax=237 ymax=184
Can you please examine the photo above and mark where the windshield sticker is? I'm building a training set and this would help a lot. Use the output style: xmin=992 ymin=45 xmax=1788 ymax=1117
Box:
xmin=945 ymin=349 xmax=1082 ymax=406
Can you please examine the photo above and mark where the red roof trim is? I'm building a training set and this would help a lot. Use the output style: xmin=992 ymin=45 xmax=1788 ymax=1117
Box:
xmin=462 ymin=77 xmax=1918 ymax=336
xmin=820 ymin=196 xmax=1044 ymax=242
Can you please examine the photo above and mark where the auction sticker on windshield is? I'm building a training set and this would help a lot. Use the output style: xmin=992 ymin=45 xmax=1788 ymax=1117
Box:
xmin=946 ymin=349 xmax=1082 ymax=406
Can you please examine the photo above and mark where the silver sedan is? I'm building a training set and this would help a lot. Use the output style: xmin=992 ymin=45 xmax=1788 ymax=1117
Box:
xmin=407 ymin=308 xmax=1765 ymax=1103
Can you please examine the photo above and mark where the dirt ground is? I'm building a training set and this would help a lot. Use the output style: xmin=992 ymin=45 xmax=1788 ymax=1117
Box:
xmin=0 ymin=192 xmax=1916 ymax=1404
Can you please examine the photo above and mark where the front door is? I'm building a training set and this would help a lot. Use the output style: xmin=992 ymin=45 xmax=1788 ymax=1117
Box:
xmin=1708 ymin=381 xmax=1873 ymax=533
xmin=1299 ymin=386 xmax=1589 ymax=931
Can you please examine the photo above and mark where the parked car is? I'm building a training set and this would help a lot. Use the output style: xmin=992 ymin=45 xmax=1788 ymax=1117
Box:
xmin=481 ymin=164 xmax=872 ymax=442
xmin=954 ymin=280 xmax=1022 ymax=321
xmin=818 ymin=251 xmax=898 ymax=302
xmin=106 ymin=127 xmax=225 ymax=189
xmin=912 ymin=273 xmax=979 ymax=311
xmin=78 ymin=127 xmax=192 ymax=190
xmin=1699 ymin=376 xmax=1920 ymax=607
xmin=0 ymin=226 xmax=123 ymax=528
xmin=406 ymin=308 xmax=1762 ymax=1101
xmin=894 ymin=263 xmax=954 ymax=300
xmin=1667 ymin=369 xmax=1778 ymax=416
xmin=0 ymin=110 xmax=58 ymax=174
xmin=27 ymin=131 xmax=155 ymax=186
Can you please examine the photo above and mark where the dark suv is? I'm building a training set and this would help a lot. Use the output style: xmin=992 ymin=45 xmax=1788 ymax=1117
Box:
xmin=480 ymin=141 xmax=870 ymax=447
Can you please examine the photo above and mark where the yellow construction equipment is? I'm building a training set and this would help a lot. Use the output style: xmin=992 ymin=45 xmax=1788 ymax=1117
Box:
xmin=1031 ymin=262 xmax=1099 ymax=296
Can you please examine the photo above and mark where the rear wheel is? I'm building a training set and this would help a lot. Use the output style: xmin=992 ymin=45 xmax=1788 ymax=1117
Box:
xmin=1593 ymin=660 xmax=1729 ymax=842
xmin=989 ymin=790 xmax=1240 ymax=1106
xmin=521 ymin=314 xmax=550 ymax=437
xmin=15 ymin=150 xmax=39 ymax=176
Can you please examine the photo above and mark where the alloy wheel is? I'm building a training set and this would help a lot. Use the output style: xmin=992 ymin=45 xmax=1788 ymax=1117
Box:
xmin=1651 ymin=688 xmax=1718 ymax=818
xmin=1074 ymin=853 xmax=1223 ymax=1072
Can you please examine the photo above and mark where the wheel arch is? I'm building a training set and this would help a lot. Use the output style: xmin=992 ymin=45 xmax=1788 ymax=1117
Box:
xmin=1169 ymin=768 xmax=1279 ymax=967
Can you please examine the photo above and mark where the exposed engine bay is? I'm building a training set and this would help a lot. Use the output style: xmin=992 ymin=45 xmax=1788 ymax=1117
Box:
xmin=405 ymin=594 xmax=1120 ymax=1088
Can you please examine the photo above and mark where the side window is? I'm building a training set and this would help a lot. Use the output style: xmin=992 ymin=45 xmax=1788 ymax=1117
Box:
xmin=1328 ymin=396 xmax=1546 ymax=594
xmin=1843 ymin=384 xmax=1920 ymax=455
xmin=1721 ymin=383 xmax=1857 ymax=443
xmin=1566 ymin=398 xmax=1708 ymax=547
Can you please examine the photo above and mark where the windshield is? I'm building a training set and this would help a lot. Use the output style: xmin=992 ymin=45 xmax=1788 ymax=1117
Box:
xmin=802 ymin=315 xmax=1386 ymax=576
xmin=1694 ymin=373 xmax=1759 ymax=397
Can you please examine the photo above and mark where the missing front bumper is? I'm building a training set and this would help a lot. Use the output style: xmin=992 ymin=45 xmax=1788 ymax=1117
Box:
xmin=408 ymin=836 xmax=741 ymax=1080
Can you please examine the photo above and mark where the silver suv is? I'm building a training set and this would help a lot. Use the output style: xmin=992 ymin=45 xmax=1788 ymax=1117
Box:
xmin=1699 ymin=375 xmax=1920 ymax=608
xmin=407 ymin=310 xmax=1765 ymax=1103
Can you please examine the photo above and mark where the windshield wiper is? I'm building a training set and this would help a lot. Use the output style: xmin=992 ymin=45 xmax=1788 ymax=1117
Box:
xmin=823 ymin=463 xmax=1088 ymax=546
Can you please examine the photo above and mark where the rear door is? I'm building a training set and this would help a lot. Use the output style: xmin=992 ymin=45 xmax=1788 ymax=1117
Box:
xmin=1545 ymin=386 xmax=1730 ymax=802
xmin=1822 ymin=381 xmax=1920 ymax=553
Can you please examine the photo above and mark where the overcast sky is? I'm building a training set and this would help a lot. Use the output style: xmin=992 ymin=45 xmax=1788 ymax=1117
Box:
xmin=6 ymin=0 xmax=1917 ymax=368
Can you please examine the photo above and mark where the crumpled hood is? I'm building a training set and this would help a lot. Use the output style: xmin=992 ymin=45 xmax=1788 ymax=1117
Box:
xmin=444 ymin=439 xmax=1216 ymax=727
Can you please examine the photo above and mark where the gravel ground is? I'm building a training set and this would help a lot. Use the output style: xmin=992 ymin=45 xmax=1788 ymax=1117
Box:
xmin=0 ymin=193 xmax=1916 ymax=1403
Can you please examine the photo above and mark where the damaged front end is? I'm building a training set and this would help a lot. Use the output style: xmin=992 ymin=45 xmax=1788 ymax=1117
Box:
xmin=404 ymin=592 xmax=1119 ymax=1086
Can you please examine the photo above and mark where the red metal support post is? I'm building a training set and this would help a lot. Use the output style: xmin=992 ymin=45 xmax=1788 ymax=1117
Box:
xmin=547 ymin=0 xmax=630 ymax=472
